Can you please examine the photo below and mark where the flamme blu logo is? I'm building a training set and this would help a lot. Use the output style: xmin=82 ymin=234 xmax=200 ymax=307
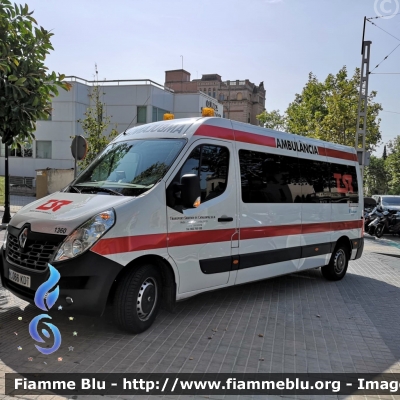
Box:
xmin=28 ymin=264 xmax=62 ymax=355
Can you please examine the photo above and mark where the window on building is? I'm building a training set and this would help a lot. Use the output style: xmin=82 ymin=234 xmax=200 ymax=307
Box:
xmin=167 ymin=144 xmax=230 ymax=211
xmin=208 ymin=89 xmax=211 ymax=97
xmin=212 ymin=89 xmax=216 ymax=98
xmin=137 ymin=106 xmax=147 ymax=124
xmin=36 ymin=141 xmax=52 ymax=159
xmin=248 ymin=113 xmax=251 ymax=123
xmin=152 ymin=107 xmax=169 ymax=122
xmin=23 ymin=142 xmax=33 ymax=157
xmin=0 ymin=142 xmax=33 ymax=157
xmin=237 ymin=92 xmax=243 ymax=100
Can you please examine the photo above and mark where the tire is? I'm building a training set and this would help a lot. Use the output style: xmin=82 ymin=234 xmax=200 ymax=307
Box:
xmin=375 ymin=224 xmax=385 ymax=238
xmin=113 ymin=264 xmax=162 ymax=333
xmin=321 ymin=244 xmax=349 ymax=281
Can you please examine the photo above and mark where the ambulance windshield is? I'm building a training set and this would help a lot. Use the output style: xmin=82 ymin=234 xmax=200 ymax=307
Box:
xmin=71 ymin=139 xmax=186 ymax=196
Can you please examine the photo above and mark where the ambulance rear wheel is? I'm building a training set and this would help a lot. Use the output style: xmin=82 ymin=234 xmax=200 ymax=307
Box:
xmin=113 ymin=264 xmax=162 ymax=333
xmin=321 ymin=244 xmax=349 ymax=281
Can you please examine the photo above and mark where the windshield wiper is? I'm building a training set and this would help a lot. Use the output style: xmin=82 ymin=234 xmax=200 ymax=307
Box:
xmin=69 ymin=185 xmax=81 ymax=193
xmin=72 ymin=186 xmax=123 ymax=196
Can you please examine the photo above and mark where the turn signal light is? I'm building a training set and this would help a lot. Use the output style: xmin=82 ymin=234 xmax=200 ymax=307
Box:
xmin=193 ymin=197 xmax=201 ymax=208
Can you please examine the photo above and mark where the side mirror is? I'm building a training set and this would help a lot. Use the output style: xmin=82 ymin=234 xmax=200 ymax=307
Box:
xmin=181 ymin=174 xmax=201 ymax=208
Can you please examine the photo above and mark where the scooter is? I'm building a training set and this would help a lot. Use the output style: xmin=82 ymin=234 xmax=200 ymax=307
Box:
xmin=375 ymin=210 xmax=400 ymax=238
xmin=364 ymin=206 xmax=384 ymax=235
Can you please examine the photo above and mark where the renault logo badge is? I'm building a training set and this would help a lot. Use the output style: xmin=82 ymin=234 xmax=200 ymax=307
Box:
xmin=19 ymin=228 xmax=28 ymax=250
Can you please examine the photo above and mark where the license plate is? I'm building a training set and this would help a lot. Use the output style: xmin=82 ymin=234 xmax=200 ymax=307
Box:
xmin=9 ymin=269 xmax=31 ymax=288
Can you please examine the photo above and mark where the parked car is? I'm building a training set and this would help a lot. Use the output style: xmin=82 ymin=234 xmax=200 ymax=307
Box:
xmin=364 ymin=197 xmax=376 ymax=213
xmin=372 ymin=195 xmax=400 ymax=212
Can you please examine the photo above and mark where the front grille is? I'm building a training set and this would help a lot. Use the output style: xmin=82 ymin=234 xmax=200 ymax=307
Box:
xmin=7 ymin=231 xmax=62 ymax=271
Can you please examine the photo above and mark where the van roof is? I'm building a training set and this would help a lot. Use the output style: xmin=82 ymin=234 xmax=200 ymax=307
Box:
xmin=114 ymin=117 xmax=357 ymax=161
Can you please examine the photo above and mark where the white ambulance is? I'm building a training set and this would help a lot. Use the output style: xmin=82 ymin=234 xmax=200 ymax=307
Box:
xmin=0 ymin=117 xmax=364 ymax=333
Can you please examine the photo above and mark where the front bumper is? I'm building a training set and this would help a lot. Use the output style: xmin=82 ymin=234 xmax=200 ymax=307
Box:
xmin=0 ymin=244 xmax=123 ymax=316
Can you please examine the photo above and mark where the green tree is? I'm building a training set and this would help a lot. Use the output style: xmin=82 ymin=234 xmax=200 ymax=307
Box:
xmin=0 ymin=1 xmax=70 ymax=145
xmin=285 ymin=67 xmax=382 ymax=151
xmin=78 ymin=84 xmax=118 ymax=170
xmin=363 ymin=156 xmax=389 ymax=196
xmin=256 ymin=109 xmax=287 ymax=131
xmin=385 ymin=136 xmax=400 ymax=195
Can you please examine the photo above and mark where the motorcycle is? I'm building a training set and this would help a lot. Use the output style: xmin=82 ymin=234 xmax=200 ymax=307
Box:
xmin=375 ymin=210 xmax=400 ymax=238
xmin=364 ymin=206 xmax=384 ymax=235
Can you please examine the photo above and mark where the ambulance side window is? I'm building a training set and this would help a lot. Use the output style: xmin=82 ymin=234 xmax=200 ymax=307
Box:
xmin=167 ymin=144 xmax=229 ymax=211
xmin=329 ymin=163 xmax=359 ymax=204
xmin=239 ymin=150 xmax=300 ymax=203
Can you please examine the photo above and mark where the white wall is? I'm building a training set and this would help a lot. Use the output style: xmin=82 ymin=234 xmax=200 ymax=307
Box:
xmin=173 ymin=92 xmax=223 ymax=119
xmin=1 ymin=79 xmax=218 ymax=180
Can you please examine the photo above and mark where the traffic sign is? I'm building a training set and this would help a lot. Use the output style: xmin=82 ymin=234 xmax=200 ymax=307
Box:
xmin=71 ymin=135 xmax=88 ymax=160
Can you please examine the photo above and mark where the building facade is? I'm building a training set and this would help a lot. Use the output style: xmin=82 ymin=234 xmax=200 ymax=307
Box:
xmin=0 ymin=77 xmax=222 ymax=183
xmin=165 ymin=70 xmax=266 ymax=125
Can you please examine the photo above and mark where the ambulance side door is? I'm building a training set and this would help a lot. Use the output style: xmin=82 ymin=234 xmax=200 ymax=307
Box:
xmin=166 ymin=139 xmax=238 ymax=294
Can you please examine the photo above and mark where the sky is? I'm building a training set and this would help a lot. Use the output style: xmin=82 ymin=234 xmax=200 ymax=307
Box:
xmin=26 ymin=0 xmax=400 ymax=155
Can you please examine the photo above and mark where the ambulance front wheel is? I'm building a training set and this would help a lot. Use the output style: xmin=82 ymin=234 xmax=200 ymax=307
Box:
xmin=321 ymin=244 xmax=349 ymax=281
xmin=113 ymin=264 xmax=162 ymax=333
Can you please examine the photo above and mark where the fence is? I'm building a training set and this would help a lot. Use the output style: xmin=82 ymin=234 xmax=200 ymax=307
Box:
xmin=0 ymin=176 xmax=36 ymax=212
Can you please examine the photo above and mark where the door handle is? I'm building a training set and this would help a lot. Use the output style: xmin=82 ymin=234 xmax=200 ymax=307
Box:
xmin=218 ymin=216 xmax=233 ymax=222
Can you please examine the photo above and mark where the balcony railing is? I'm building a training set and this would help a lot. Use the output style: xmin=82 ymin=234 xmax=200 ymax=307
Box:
xmin=64 ymin=76 xmax=174 ymax=93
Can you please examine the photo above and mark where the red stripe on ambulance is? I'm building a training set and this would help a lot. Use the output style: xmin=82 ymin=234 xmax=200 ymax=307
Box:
xmin=92 ymin=220 xmax=362 ymax=256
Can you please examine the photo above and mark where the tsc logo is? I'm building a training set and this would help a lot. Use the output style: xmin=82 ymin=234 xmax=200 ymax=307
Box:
xmin=36 ymin=199 xmax=73 ymax=212
xmin=334 ymin=173 xmax=354 ymax=193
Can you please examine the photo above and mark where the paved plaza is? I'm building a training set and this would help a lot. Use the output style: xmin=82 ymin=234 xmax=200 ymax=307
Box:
xmin=0 ymin=231 xmax=400 ymax=399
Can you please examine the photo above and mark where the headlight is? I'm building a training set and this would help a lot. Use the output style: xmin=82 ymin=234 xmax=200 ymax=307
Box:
xmin=3 ymin=228 xmax=7 ymax=249
xmin=54 ymin=209 xmax=115 ymax=261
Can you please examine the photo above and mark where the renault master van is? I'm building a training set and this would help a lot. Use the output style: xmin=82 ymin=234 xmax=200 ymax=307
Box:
xmin=0 ymin=117 xmax=364 ymax=333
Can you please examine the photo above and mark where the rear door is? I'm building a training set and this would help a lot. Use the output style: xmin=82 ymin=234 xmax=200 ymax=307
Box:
xmin=328 ymin=148 xmax=361 ymax=246
xmin=166 ymin=139 xmax=238 ymax=294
